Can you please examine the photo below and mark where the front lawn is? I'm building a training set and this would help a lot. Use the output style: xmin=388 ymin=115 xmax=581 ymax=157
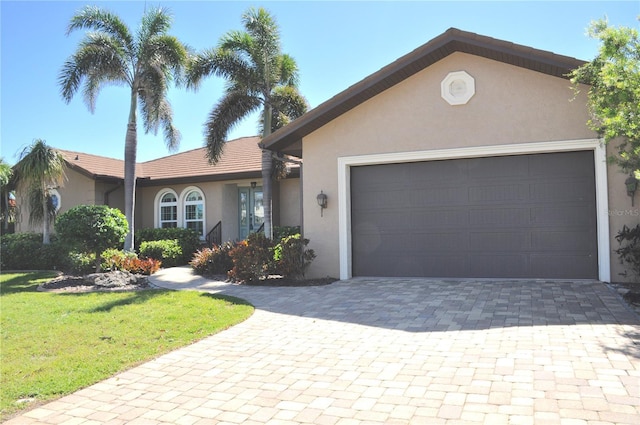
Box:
xmin=0 ymin=272 xmax=253 ymax=420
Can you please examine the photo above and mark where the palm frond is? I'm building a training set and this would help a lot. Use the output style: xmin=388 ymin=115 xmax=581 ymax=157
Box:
xmin=66 ymin=5 xmax=133 ymax=49
xmin=137 ymin=7 xmax=172 ymax=41
xmin=15 ymin=140 xmax=67 ymax=190
xmin=204 ymin=92 xmax=261 ymax=164
xmin=59 ymin=33 xmax=130 ymax=107
xmin=279 ymin=54 xmax=300 ymax=86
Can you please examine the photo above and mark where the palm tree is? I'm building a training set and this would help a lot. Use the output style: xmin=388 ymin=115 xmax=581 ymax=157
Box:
xmin=59 ymin=5 xmax=188 ymax=251
xmin=0 ymin=158 xmax=14 ymax=233
xmin=186 ymin=7 xmax=308 ymax=239
xmin=14 ymin=140 xmax=66 ymax=244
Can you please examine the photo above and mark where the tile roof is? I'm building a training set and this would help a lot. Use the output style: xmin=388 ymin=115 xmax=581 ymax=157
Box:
xmin=59 ymin=136 xmax=263 ymax=184
xmin=262 ymin=27 xmax=587 ymax=157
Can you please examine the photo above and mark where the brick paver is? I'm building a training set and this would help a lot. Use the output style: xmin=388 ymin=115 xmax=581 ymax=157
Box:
xmin=5 ymin=268 xmax=639 ymax=424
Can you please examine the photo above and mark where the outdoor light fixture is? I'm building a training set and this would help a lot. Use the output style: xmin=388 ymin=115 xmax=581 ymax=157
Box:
xmin=317 ymin=191 xmax=328 ymax=216
xmin=251 ymin=181 xmax=257 ymax=189
xmin=626 ymin=175 xmax=638 ymax=206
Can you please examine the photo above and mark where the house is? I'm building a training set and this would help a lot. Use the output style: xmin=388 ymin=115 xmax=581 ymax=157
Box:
xmin=14 ymin=136 xmax=301 ymax=244
xmin=15 ymin=28 xmax=637 ymax=282
xmin=262 ymin=28 xmax=637 ymax=282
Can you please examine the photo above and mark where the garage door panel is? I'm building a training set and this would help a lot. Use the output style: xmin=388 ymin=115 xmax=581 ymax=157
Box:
xmin=468 ymin=183 xmax=528 ymax=203
xmin=532 ymin=230 xmax=597 ymax=251
xmin=468 ymin=155 xmax=530 ymax=179
xmin=411 ymin=210 xmax=469 ymax=227
xmin=469 ymin=255 xmax=529 ymax=278
xmin=469 ymin=232 xmax=530 ymax=251
xmin=530 ymin=254 xmax=596 ymax=279
xmin=529 ymin=151 xmax=594 ymax=177
xmin=469 ymin=208 xmax=531 ymax=227
xmin=531 ymin=206 xmax=595 ymax=226
xmin=351 ymin=151 xmax=598 ymax=279
xmin=530 ymin=180 xmax=594 ymax=202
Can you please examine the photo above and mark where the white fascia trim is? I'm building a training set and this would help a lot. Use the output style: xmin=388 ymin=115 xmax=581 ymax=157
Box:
xmin=338 ymin=139 xmax=610 ymax=281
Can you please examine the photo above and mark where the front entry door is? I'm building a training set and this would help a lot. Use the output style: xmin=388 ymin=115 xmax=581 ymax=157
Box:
xmin=239 ymin=186 xmax=264 ymax=240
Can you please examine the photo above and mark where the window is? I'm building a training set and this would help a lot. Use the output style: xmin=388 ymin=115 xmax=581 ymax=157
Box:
xmin=48 ymin=188 xmax=61 ymax=212
xmin=159 ymin=192 xmax=178 ymax=228
xmin=154 ymin=187 xmax=206 ymax=239
xmin=183 ymin=189 xmax=204 ymax=239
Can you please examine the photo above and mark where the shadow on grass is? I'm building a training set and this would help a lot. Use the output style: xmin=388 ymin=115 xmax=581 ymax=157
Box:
xmin=55 ymin=288 xmax=254 ymax=313
xmin=0 ymin=272 xmax=59 ymax=294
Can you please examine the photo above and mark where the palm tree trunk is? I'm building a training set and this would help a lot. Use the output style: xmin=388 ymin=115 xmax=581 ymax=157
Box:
xmin=123 ymin=93 xmax=138 ymax=251
xmin=262 ymin=104 xmax=273 ymax=240
xmin=42 ymin=189 xmax=50 ymax=244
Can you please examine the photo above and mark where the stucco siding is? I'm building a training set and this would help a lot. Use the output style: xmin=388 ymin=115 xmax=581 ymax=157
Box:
xmin=136 ymin=177 xmax=300 ymax=244
xmin=606 ymin=142 xmax=640 ymax=282
xmin=15 ymin=167 xmax=96 ymax=234
xmin=301 ymin=52 xmax=605 ymax=279
xmin=279 ymin=178 xmax=301 ymax=229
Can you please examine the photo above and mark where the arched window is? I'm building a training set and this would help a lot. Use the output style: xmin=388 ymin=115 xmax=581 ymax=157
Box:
xmin=48 ymin=188 xmax=61 ymax=212
xmin=183 ymin=188 xmax=205 ymax=239
xmin=158 ymin=190 xmax=178 ymax=228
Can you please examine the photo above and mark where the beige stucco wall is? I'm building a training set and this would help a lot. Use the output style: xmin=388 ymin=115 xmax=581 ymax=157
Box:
xmin=278 ymin=177 xmax=302 ymax=228
xmin=15 ymin=167 xmax=97 ymax=234
xmin=136 ymin=177 xmax=301 ymax=243
xmin=606 ymin=142 xmax=640 ymax=282
xmin=300 ymin=52 xmax=627 ymax=280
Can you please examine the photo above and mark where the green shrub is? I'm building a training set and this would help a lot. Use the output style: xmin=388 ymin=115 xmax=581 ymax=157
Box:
xmin=1 ymin=233 xmax=43 ymax=270
xmin=615 ymin=224 xmax=640 ymax=282
xmin=139 ymin=239 xmax=182 ymax=268
xmin=0 ymin=233 xmax=65 ymax=270
xmin=135 ymin=228 xmax=200 ymax=265
xmin=228 ymin=232 xmax=274 ymax=283
xmin=55 ymin=205 xmax=128 ymax=272
xmin=190 ymin=241 xmax=235 ymax=276
xmin=273 ymin=234 xmax=316 ymax=279
xmin=63 ymin=251 xmax=96 ymax=275
xmin=274 ymin=226 xmax=301 ymax=241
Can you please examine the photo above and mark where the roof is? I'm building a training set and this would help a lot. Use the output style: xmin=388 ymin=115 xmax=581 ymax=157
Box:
xmin=59 ymin=136 xmax=263 ymax=185
xmin=262 ymin=27 xmax=587 ymax=157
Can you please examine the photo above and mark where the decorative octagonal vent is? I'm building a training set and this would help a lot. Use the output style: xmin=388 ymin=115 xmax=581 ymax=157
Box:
xmin=441 ymin=71 xmax=475 ymax=105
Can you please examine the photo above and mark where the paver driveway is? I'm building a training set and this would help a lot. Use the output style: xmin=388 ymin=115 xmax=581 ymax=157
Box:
xmin=7 ymin=267 xmax=640 ymax=425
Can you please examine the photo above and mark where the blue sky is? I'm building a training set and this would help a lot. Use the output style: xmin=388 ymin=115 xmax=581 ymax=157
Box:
xmin=1 ymin=1 xmax=638 ymax=165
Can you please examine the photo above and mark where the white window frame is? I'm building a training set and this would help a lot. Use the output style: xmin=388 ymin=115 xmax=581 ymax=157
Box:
xmin=181 ymin=186 xmax=206 ymax=240
xmin=48 ymin=188 xmax=61 ymax=212
xmin=154 ymin=189 xmax=179 ymax=229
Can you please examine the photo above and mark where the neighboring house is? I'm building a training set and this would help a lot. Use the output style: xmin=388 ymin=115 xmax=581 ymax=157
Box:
xmin=14 ymin=136 xmax=301 ymax=244
xmin=263 ymin=28 xmax=637 ymax=282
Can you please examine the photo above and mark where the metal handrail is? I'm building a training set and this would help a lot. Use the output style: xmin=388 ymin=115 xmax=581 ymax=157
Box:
xmin=206 ymin=221 xmax=222 ymax=246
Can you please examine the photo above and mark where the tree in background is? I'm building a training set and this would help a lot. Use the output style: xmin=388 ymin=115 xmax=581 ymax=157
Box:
xmin=570 ymin=18 xmax=640 ymax=177
xmin=59 ymin=6 xmax=188 ymax=251
xmin=186 ymin=7 xmax=308 ymax=239
xmin=13 ymin=140 xmax=66 ymax=244
xmin=0 ymin=158 xmax=14 ymax=233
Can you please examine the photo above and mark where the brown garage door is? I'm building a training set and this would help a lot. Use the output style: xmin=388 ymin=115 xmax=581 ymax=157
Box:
xmin=351 ymin=151 xmax=598 ymax=279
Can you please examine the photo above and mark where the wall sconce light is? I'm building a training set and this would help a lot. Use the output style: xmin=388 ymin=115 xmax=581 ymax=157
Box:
xmin=626 ymin=175 xmax=638 ymax=206
xmin=316 ymin=191 xmax=328 ymax=216
xmin=251 ymin=181 xmax=257 ymax=189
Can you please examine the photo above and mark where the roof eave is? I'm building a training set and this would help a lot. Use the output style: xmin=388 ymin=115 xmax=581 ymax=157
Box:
xmin=262 ymin=28 xmax=587 ymax=156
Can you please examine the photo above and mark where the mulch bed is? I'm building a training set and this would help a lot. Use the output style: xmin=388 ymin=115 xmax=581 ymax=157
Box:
xmin=38 ymin=274 xmax=152 ymax=293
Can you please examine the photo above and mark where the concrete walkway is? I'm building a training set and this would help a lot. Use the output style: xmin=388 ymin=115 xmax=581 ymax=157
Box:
xmin=6 ymin=267 xmax=640 ymax=424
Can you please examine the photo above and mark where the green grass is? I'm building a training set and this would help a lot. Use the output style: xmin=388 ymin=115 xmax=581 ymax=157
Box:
xmin=0 ymin=272 xmax=254 ymax=420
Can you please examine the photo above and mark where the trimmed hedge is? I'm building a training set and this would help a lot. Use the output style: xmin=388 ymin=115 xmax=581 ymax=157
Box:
xmin=139 ymin=239 xmax=182 ymax=268
xmin=135 ymin=228 xmax=200 ymax=265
